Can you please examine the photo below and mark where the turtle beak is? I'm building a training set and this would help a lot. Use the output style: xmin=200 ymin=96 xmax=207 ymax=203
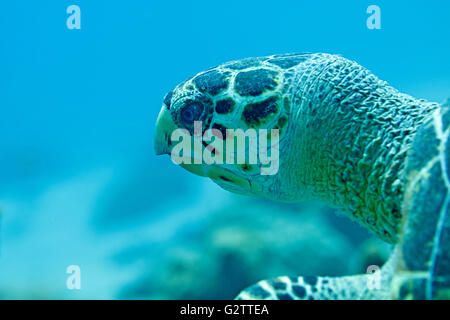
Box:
xmin=154 ymin=105 xmax=208 ymax=178
xmin=154 ymin=106 xmax=176 ymax=156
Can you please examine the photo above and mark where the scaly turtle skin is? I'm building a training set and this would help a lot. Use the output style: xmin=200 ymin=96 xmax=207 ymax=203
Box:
xmin=154 ymin=53 xmax=449 ymax=299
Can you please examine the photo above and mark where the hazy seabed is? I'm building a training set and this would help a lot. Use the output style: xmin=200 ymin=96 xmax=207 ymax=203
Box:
xmin=0 ymin=156 xmax=390 ymax=299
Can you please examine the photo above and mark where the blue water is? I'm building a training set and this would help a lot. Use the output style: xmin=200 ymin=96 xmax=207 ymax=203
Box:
xmin=0 ymin=1 xmax=448 ymax=299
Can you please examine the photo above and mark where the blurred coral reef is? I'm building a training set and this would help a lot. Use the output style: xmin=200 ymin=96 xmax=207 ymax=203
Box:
xmin=115 ymin=196 xmax=391 ymax=299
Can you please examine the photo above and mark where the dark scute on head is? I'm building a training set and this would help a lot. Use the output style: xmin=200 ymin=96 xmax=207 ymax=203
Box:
xmin=292 ymin=285 xmax=307 ymax=299
xmin=242 ymin=97 xmax=279 ymax=127
xmin=163 ymin=90 xmax=173 ymax=109
xmin=268 ymin=55 xmax=311 ymax=69
xmin=193 ymin=70 xmax=230 ymax=95
xmin=402 ymin=162 xmax=446 ymax=272
xmin=215 ymin=98 xmax=235 ymax=114
xmin=235 ymin=69 xmax=278 ymax=97
xmin=226 ymin=57 xmax=264 ymax=70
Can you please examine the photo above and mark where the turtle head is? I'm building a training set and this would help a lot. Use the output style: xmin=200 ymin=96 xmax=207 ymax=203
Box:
xmin=154 ymin=59 xmax=292 ymax=199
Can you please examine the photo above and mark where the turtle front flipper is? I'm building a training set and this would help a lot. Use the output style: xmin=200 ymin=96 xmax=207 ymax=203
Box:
xmin=235 ymin=273 xmax=392 ymax=300
xmin=392 ymin=99 xmax=450 ymax=299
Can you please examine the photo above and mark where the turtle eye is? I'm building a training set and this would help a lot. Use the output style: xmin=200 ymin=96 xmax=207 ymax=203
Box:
xmin=180 ymin=103 xmax=203 ymax=123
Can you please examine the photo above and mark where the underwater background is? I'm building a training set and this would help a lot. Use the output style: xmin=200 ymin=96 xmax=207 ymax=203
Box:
xmin=0 ymin=0 xmax=449 ymax=299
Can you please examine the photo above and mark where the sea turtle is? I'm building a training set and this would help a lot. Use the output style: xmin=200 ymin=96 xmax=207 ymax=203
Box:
xmin=154 ymin=53 xmax=450 ymax=300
